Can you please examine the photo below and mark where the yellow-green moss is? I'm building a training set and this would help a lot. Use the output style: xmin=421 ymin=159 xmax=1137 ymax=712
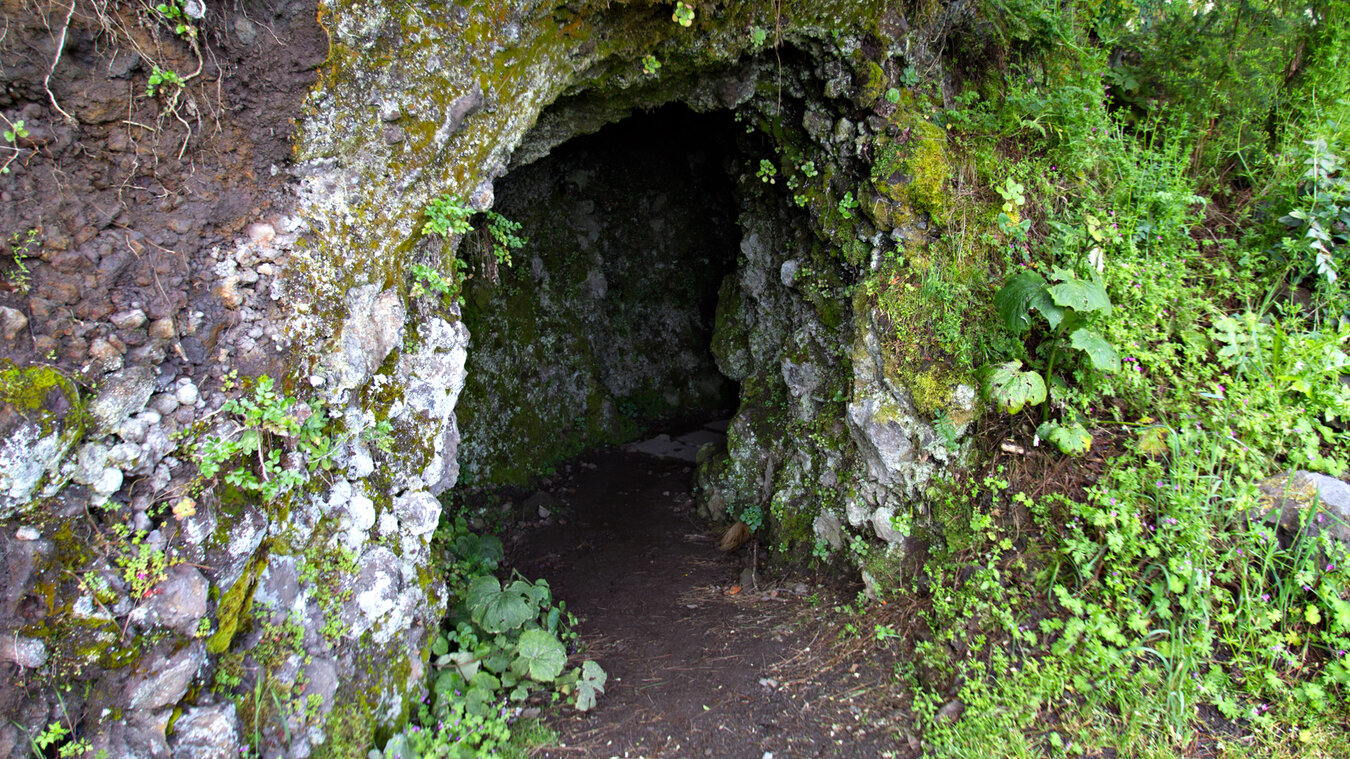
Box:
xmin=857 ymin=60 xmax=886 ymax=108
xmin=902 ymin=366 xmax=960 ymax=419
xmin=870 ymin=94 xmax=951 ymax=224
xmin=207 ymin=551 xmax=269 ymax=654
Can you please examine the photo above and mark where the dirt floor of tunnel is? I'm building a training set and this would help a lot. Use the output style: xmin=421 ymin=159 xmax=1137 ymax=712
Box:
xmin=502 ymin=443 xmax=919 ymax=759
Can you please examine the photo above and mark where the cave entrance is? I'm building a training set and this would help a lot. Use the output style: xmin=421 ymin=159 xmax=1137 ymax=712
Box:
xmin=455 ymin=104 xmax=745 ymax=488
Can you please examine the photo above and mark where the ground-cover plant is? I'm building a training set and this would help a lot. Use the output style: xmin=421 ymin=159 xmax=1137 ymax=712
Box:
xmin=906 ymin=425 xmax=1350 ymax=757
xmin=195 ymin=375 xmax=336 ymax=503
xmin=983 ymin=267 xmax=1119 ymax=453
xmin=373 ymin=519 xmax=602 ymax=757
xmin=849 ymin=3 xmax=1350 ymax=755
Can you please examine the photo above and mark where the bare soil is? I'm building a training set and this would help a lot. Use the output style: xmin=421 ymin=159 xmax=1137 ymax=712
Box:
xmin=506 ymin=446 xmax=919 ymax=759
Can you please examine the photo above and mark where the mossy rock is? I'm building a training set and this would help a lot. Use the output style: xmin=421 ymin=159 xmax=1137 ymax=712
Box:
xmin=0 ymin=362 xmax=85 ymax=517
xmin=870 ymin=97 xmax=950 ymax=223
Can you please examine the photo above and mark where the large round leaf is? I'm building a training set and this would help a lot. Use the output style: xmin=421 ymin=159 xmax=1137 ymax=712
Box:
xmin=995 ymin=270 xmax=1063 ymax=331
xmin=1046 ymin=277 xmax=1112 ymax=315
xmin=515 ymin=628 xmax=567 ymax=682
xmin=1037 ymin=421 xmax=1092 ymax=455
xmin=468 ymin=575 xmax=534 ymax=633
xmin=1069 ymin=328 xmax=1121 ymax=372
xmin=982 ymin=361 xmax=1047 ymax=414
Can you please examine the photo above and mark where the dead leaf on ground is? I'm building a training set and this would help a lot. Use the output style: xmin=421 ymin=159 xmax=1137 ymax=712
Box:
xmin=718 ymin=521 xmax=751 ymax=551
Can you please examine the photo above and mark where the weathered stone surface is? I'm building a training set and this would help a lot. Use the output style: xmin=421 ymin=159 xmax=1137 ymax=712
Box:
xmin=813 ymin=511 xmax=843 ymax=550
xmin=330 ymin=284 xmax=405 ymax=392
xmin=1258 ymin=470 xmax=1350 ymax=545
xmin=126 ymin=642 xmax=204 ymax=712
xmin=143 ymin=566 xmax=209 ymax=635
xmin=393 ymin=490 xmax=440 ymax=536
xmin=0 ymin=306 xmax=28 ymax=341
xmin=0 ymin=636 xmax=46 ymax=668
xmin=871 ymin=505 xmax=908 ymax=544
xmin=847 ymin=394 xmax=916 ymax=486
xmin=170 ymin=703 xmax=242 ymax=759
xmin=88 ymin=365 xmax=155 ymax=435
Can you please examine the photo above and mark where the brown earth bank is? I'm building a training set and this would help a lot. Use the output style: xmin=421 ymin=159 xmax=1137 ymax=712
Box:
xmin=1 ymin=0 xmax=325 ymax=753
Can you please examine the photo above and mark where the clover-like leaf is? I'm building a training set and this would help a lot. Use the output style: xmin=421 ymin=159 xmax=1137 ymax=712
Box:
xmin=515 ymin=628 xmax=567 ymax=683
xmin=1037 ymin=421 xmax=1092 ymax=455
xmin=1047 ymin=276 xmax=1112 ymax=315
xmin=1068 ymin=328 xmax=1121 ymax=372
xmin=981 ymin=361 xmax=1047 ymax=414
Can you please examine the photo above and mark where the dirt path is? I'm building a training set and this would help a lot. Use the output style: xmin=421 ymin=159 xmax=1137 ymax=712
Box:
xmin=507 ymin=445 xmax=916 ymax=759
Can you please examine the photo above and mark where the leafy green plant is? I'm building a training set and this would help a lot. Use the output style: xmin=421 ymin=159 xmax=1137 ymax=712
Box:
xmin=117 ymin=535 xmax=180 ymax=599
xmin=31 ymin=715 xmax=103 ymax=758
xmin=736 ymin=503 xmax=764 ymax=533
xmin=484 ymin=211 xmax=526 ymax=266
xmin=153 ymin=0 xmax=196 ymax=37
xmin=145 ymin=66 xmax=184 ymax=97
xmin=836 ymin=191 xmax=859 ymax=220
xmin=756 ymin=158 xmax=777 ymax=184
xmin=984 ymin=267 xmax=1119 ymax=453
xmin=409 ymin=264 xmax=456 ymax=300
xmin=422 ymin=194 xmax=473 ymax=238
xmin=750 ymin=25 xmax=768 ymax=46
xmin=671 ymin=1 xmax=694 ymax=27
xmin=196 ymin=375 xmax=336 ymax=502
xmin=2 ymin=117 xmax=28 ymax=175
xmin=1277 ymin=137 xmax=1349 ymax=312
xmin=641 ymin=55 xmax=661 ymax=75
xmin=7 ymin=228 xmax=37 ymax=293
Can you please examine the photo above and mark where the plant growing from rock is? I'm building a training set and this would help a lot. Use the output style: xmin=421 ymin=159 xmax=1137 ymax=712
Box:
xmin=195 ymin=375 xmax=336 ymax=503
xmin=1 ymin=116 xmax=28 ymax=174
xmin=483 ymin=211 xmax=526 ymax=267
xmin=422 ymin=194 xmax=472 ymax=238
xmin=982 ymin=267 xmax=1119 ymax=454
xmin=671 ymin=1 xmax=694 ymax=27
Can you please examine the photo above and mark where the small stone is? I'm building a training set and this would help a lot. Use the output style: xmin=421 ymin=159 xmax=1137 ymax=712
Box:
xmin=0 ymin=306 xmax=28 ymax=341
xmin=174 ymin=382 xmax=199 ymax=406
xmin=935 ymin=699 xmax=966 ymax=724
xmin=15 ymin=526 xmax=39 ymax=541
xmin=145 ymin=566 xmax=209 ymax=635
xmin=348 ymin=492 xmax=376 ymax=533
xmin=871 ymin=506 xmax=907 ymax=544
xmin=378 ymin=103 xmax=402 ymax=122
xmin=0 ymin=636 xmax=46 ymax=668
xmin=149 ymin=318 xmax=176 ymax=341
xmin=74 ymin=442 xmax=111 ymax=485
xmin=212 ymin=275 xmax=244 ymax=310
xmin=246 ymin=222 xmax=276 ymax=244
xmin=150 ymin=393 xmax=181 ymax=416
xmin=382 ymin=126 xmax=405 ymax=145
xmin=88 ymin=338 xmax=124 ymax=372
xmin=393 ymin=490 xmax=440 ymax=536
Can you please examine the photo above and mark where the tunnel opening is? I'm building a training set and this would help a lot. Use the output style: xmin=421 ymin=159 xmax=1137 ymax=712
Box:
xmin=455 ymin=103 xmax=748 ymax=489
